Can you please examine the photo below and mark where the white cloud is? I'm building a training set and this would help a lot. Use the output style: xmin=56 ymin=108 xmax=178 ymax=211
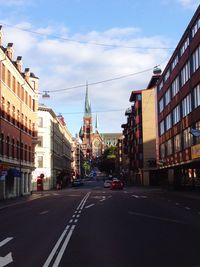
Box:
xmin=177 ymin=0 xmax=199 ymax=9
xmin=0 ymin=0 xmax=31 ymax=6
xmin=0 ymin=22 xmax=171 ymax=135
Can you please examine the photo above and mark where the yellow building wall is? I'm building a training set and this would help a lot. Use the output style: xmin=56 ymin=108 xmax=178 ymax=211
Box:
xmin=142 ymin=88 xmax=156 ymax=185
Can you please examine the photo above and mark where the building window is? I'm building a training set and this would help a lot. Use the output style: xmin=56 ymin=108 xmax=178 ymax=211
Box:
xmin=174 ymin=134 xmax=181 ymax=152
xmin=159 ymin=120 xmax=165 ymax=135
xmin=166 ymin=139 xmax=172 ymax=155
xmin=12 ymin=76 xmax=16 ymax=93
xmin=181 ymin=61 xmax=190 ymax=87
xmin=37 ymin=136 xmax=43 ymax=147
xmin=25 ymin=144 xmax=27 ymax=161
xmin=12 ymin=106 xmax=15 ymax=125
xmin=180 ymin=37 xmax=189 ymax=56
xmin=160 ymin=143 xmax=165 ymax=158
xmin=165 ymin=88 xmax=171 ymax=106
xmin=194 ymin=84 xmax=200 ymax=108
xmin=183 ymin=128 xmax=193 ymax=148
xmin=192 ymin=44 xmax=200 ymax=73
xmin=171 ymin=55 xmax=179 ymax=70
xmin=165 ymin=113 xmax=172 ymax=131
xmin=7 ymin=101 xmax=10 ymax=121
xmin=38 ymin=117 xmax=43 ymax=127
xmin=171 ymin=76 xmax=179 ymax=98
xmin=20 ymin=142 xmax=23 ymax=161
xmin=7 ymin=70 xmax=11 ymax=88
xmin=159 ymin=97 xmax=164 ymax=113
xmin=192 ymin=18 xmax=200 ymax=38
xmin=2 ymin=64 xmax=5 ymax=82
xmin=0 ymin=133 xmax=4 ymax=155
xmin=173 ymin=105 xmax=180 ymax=125
xmin=1 ymin=97 xmax=5 ymax=118
xmin=29 ymin=146 xmax=31 ymax=162
xmin=158 ymin=80 xmax=163 ymax=91
xmin=16 ymin=141 xmax=20 ymax=159
xmin=12 ymin=139 xmax=15 ymax=158
xmin=6 ymin=136 xmax=10 ymax=157
xmin=164 ymin=69 xmax=170 ymax=82
xmin=38 ymin=156 xmax=43 ymax=168
xmin=182 ymin=94 xmax=192 ymax=117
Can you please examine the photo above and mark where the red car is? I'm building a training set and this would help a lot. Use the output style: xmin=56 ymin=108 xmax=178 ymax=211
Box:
xmin=111 ymin=179 xmax=124 ymax=190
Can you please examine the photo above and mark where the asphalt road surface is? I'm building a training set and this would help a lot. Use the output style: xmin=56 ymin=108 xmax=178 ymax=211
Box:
xmin=1 ymin=179 xmax=200 ymax=267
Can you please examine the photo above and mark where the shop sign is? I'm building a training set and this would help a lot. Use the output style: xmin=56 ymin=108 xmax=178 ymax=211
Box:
xmin=191 ymin=144 xmax=200 ymax=159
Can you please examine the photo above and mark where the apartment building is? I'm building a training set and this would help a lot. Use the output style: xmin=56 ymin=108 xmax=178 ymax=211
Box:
xmin=122 ymin=70 xmax=160 ymax=185
xmin=0 ymin=26 xmax=39 ymax=199
xmin=32 ymin=106 xmax=73 ymax=190
xmin=157 ymin=5 xmax=200 ymax=188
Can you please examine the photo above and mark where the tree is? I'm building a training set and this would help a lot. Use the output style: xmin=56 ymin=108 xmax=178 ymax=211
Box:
xmin=97 ymin=146 xmax=116 ymax=174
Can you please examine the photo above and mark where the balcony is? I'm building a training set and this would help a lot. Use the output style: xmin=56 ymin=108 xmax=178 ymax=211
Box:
xmin=135 ymin=114 xmax=142 ymax=125
xmin=135 ymin=100 xmax=141 ymax=110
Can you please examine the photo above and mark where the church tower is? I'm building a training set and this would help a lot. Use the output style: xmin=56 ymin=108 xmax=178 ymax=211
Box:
xmin=82 ymin=82 xmax=93 ymax=158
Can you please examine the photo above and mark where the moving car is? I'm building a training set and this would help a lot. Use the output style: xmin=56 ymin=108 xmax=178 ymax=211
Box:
xmin=110 ymin=179 xmax=124 ymax=190
xmin=104 ymin=180 xmax=112 ymax=188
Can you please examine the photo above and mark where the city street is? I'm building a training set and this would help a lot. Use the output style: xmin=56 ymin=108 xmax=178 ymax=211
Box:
xmin=1 ymin=180 xmax=200 ymax=267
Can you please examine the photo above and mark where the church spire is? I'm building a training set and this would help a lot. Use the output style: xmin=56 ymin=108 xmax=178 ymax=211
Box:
xmin=84 ymin=81 xmax=92 ymax=117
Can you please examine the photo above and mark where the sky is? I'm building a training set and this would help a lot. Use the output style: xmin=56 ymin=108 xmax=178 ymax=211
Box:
xmin=0 ymin=0 xmax=199 ymax=136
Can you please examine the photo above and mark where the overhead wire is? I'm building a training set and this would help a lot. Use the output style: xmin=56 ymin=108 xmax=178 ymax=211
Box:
xmin=0 ymin=22 xmax=175 ymax=50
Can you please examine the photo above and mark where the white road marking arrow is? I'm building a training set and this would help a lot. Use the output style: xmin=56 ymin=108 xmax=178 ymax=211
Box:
xmin=0 ymin=238 xmax=13 ymax=248
xmin=0 ymin=252 xmax=13 ymax=267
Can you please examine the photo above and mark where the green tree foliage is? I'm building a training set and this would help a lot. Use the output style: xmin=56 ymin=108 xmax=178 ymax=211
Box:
xmin=83 ymin=160 xmax=91 ymax=175
xmin=97 ymin=146 xmax=116 ymax=174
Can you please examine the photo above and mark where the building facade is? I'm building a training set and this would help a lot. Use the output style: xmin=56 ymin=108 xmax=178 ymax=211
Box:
xmin=122 ymin=71 xmax=160 ymax=185
xmin=0 ymin=26 xmax=39 ymax=199
xmin=157 ymin=5 xmax=200 ymax=189
xmin=32 ymin=106 xmax=73 ymax=190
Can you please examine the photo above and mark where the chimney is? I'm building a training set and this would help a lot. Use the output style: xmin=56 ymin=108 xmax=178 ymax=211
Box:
xmin=24 ymin=67 xmax=30 ymax=82
xmin=6 ymin=43 xmax=14 ymax=60
xmin=0 ymin=25 xmax=3 ymax=46
xmin=16 ymin=56 xmax=22 ymax=72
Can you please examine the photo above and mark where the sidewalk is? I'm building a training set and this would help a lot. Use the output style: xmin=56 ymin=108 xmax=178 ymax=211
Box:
xmin=0 ymin=191 xmax=46 ymax=210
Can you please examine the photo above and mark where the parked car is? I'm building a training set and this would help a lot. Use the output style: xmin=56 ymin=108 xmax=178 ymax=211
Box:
xmin=71 ymin=179 xmax=84 ymax=187
xmin=104 ymin=180 xmax=112 ymax=188
xmin=110 ymin=179 xmax=124 ymax=190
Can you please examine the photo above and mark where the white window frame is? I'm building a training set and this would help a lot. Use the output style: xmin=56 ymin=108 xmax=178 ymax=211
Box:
xmin=171 ymin=76 xmax=179 ymax=97
xmin=165 ymin=113 xmax=172 ymax=131
xmin=173 ymin=105 xmax=180 ymax=125
xmin=181 ymin=61 xmax=190 ymax=87
xmin=194 ymin=84 xmax=200 ymax=108
xmin=182 ymin=94 xmax=192 ymax=117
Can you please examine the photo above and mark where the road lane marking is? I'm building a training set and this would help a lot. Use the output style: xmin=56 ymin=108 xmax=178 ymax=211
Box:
xmin=0 ymin=252 xmax=13 ymax=267
xmin=131 ymin=195 xmax=148 ymax=199
xmin=128 ymin=211 xmax=187 ymax=224
xmin=85 ymin=204 xmax=95 ymax=209
xmin=74 ymin=219 xmax=78 ymax=223
xmin=52 ymin=225 xmax=76 ymax=267
xmin=43 ymin=225 xmax=70 ymax=267
xmin=43 ymin=192 xmax=91 ymax=267
xmin=185 ymin=207 xmax=191 ymax=210
xmin=0 ymin=238 xmax=13 ymax=248
xmin=40 ymin=211 xmax=49 ymax=215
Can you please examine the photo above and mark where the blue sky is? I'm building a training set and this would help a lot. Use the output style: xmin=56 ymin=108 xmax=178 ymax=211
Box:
xmin=0 ymin=0 xmax=199 ymax=136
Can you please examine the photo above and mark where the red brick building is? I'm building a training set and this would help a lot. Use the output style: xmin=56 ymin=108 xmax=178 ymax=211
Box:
xmin=0 ymin=26 xmax=39 ymax=199
xmin=157 ymin=5 xmax=200 ymax=188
